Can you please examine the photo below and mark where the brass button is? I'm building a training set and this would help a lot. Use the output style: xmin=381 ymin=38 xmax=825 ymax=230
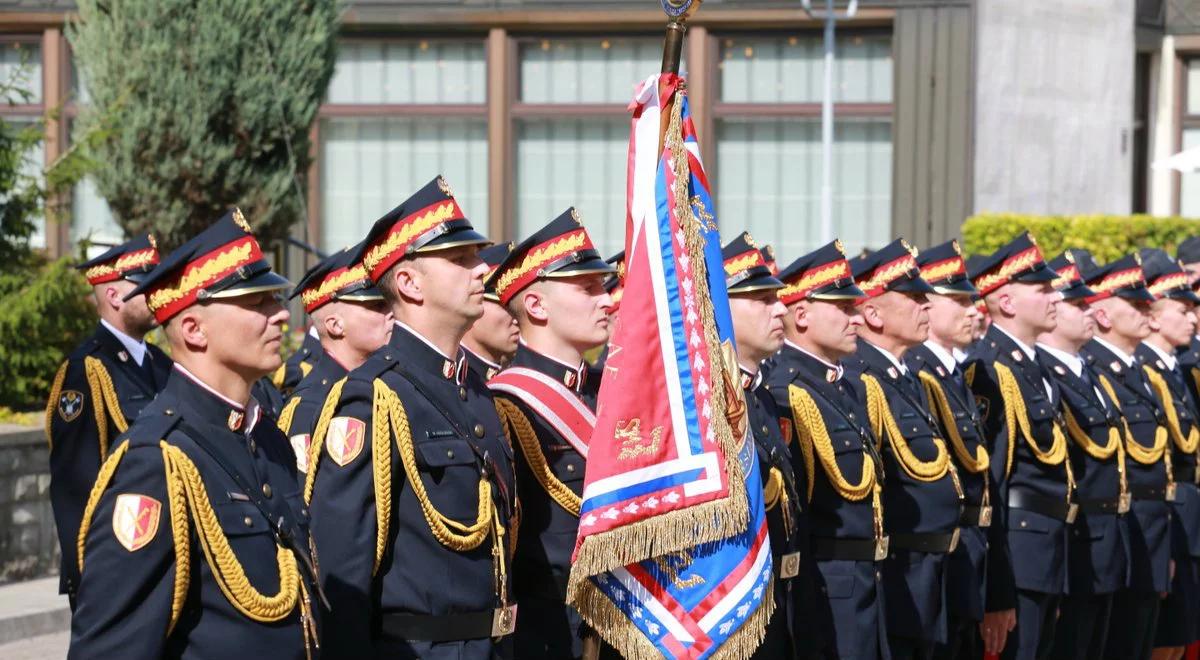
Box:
xmin=459 ymin=387 xmax=468 ymax=401
xmin=761 ymin=426 xmax=769 ymax=435
xmin=248 ymin=440 xmax=256 ymax=454
xmin=262 ymin=484 xmax=273 ymax=498
xmin=385 ymin=355 xmax=393 ymax=361
xmin=1020 ymin=520 xmax=1027 ymax=528
xmin=567 ymin=463 xmax=576 ymax=473
xmin=473 ymin=423 xmax=485 ymax=438
xmin=164 ymin=408 xmax=175 ymax=416
xmin=321 ymin=379 xmax=328 ymax=386
xmin=243 ymin=516 xmax=253 ymax=528
xmin=447 ymin=449 xmax=456 ymax=459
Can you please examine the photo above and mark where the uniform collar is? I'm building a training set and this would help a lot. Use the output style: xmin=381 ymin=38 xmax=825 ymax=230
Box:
xmin=100 ymin=318 xmax=148 ymax=366
xmin=993 ymin=323 xmax=1038 ymax=362
xmin=739 ymin=365 xmax=763 ymax=391
xmin=860 ymin=339 xmax=908 ymax=376
xmin=389 ymin=321 xmax=468 ymax=384
xmin=1093 ymin=335 xmax=1135 ymax=367
xmin=511 ymin=341 xmax=588 ymax=392
xmin=1142 ymin=340 xmax=1178 ymax=371
xmin=781 ymin=339 xmax=844 ymax=383
xmin=171 ymin=363 xmax=260 ymax=434
xmin=922 ymin=339 xmax=958 ymax=374
xmin=462 ymin=344 xmax=502 ymax=381
xmin=1037 ymin=342 xmax=1084 ymax=377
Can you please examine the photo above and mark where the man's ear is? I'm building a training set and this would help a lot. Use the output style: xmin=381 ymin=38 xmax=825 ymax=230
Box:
xmin=173 ymin=309 xmax=208 ymax=351
xmin=859 ymin=300 xmax=883 ymax=332
xmin=1092 ymin=305 xmax=1113 ymax=332
xmin=101 ymin=285 xmax=124 ymax=314
xmin=523 ymin=288 xmax=549 ymax=323
xmin=1147 ymin=308 xmax=1162 ymax=333
xmin=994 ymin=289 xmax=1017 ymax=317
xmin=792 ymin=302 xmax=809 ymax=332
xmin=392 ymin=263 xmax=424 ymax=304
xmin=322 ymin=311 xmax=346 ymax=340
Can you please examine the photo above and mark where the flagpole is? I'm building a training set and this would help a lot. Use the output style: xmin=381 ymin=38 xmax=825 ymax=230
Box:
xmin=657 ymin=0 xmax=701 ymax=152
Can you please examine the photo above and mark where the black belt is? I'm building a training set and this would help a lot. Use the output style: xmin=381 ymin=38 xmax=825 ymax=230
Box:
xmin=1074 ymin=495 xmax=1129 ymax=515
xmin=381 ymin=606 xmax=517 ymax=642
xmin=811 ymin=536 xmax=888 ymax=562
xmin=1130 ymin=484 xmax=1175 ymax=502
xmin=1177 ymin=466 xmax=1197 ymax=484
xmin=889 ymin=530 xmax=960 ymax=554
xmin=1007 ymin=488 xmax=1077 ymax=523
xmin=960 ymin=504 xmax=993 ymax=527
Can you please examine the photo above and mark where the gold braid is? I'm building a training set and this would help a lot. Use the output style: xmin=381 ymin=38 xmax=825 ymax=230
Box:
xmin=992 ymin=363 xmax=1075 ymax=497
xmin=788 ymin=384 xmax=876 ymax=499
xmin=44 ymin=361 xmax=68 ymax=449
xmin=84 ymin=356 xmax=130 ymax=460
xmin=277 ymin=397 xmax=302 ymax=436
xmin=919 ymin=371 xmax=990 ymax=473
xmin=302 ymin=377 xmax=348 ymax=504
xmin=1100 ymin=374 xmax=1168 ymax=465
xmin=370 ymin=381 xmax=395 ymax=574
xmin=160 ymin=443 xmax=301 ymax=623
xmin=861 ymin=373 xmax=951 ymax=482
xmin=494 ymin=398 xmax=581 ymax=516
xmin=1144 ymin=366 xmax=1200 ymax=453
xmin=160 ymin=445 xmax=191 ymax=634
xmin=761 ymin=467 xmax=794 ymax=540
xmin=271 ymin=363 xmax=287 ymax=389
xmin=76 ymin=439 xmax=132 ymax=572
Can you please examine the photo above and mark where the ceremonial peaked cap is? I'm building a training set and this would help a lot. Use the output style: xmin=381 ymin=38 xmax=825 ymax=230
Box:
xmin=479 ymin=242 xmax=514 ymax=302
xmin=1140 ymin=248 xmax=1200 ymax=304
xmin=1079 ymin=253 xmax=1155 ymax=303
xmin=722 ymin=232 xmax=783 ymax=294
xmin=916 ymin=239 xmax=976 ymax=296
xmin=492 ymin=208 xmax=614 ymax=306
xmin=355 ymin=176 xmax=489 ymax=283
xmin=849 ymin=238 xmax=935 ymax=298
xmin=1047 ymin=251 xmax=1096 ymax=301
xmin=967 ymin=232 xmax=1055 ymax=296
xmin=761 ymin=244 xmax=779 ymax=276
xmin=78 ymin=234 xmax=160 ymax=285
xmin=290 ymin=241 xmax=383 ymax=314
xmin=125 ymin=209 xmax=289 ymax=323
xmin=1177 ymin=235 xmax=1200 ymax=265
xmin=777 ymin=239 xmax=863 ymax=304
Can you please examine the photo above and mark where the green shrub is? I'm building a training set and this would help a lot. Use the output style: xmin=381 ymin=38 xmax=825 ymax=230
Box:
xmin=961 ymin=214 xmax=1200 ymax=262
xmin=0 ymin=257 xmax=95 ymax=410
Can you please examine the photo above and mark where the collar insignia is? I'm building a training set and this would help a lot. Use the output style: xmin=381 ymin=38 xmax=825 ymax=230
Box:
xmin=1111 ymin=361 xmax=1122 ymax=373
xmin=442 ymin=360 xmax=455 ymax=380
xmin=564 ymin=370 xmax=578 ymax=388
xmin=118 ymin=350 xmax=129 ymax=362
xmin=1156 ymin=359 xmax=1166 ymax=370
xmin=1011 ymin=350 xmax=1023 ymax=362
xmin=826 ymin=368 xmax=838 ymax=383
xmin=227 ymin=410 xmax=244 ymax=431
xmin=887 ymin=366 xmax=899 ymax=379
xmin=935 ymin=365 xmax=946 ymax=378
xmin=1053 ymin=365 xmax=1066 ymax=376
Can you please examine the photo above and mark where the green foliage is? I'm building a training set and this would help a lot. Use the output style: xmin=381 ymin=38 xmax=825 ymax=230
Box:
xmin=67 ymin=0 xmax=339 ymax=249
xmin=961 ymin=213 xmax=1200 ymax=262
xmin=0 ymin=257 xmax=95 ymax=409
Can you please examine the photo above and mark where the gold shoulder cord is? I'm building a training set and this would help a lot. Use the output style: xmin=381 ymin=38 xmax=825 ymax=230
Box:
xmin=302 ymin=377 xmax=348 ymax=504
xmin=1065 ymin=375 xmax=1128 ymax=499
xmin=1144 ymin=366 xmax=1200 ymax=453
xmin=77 ymin=439 xmax=315 ymax=655
xmin=1099 ymin=373 xmax=1172 ymax=492
xmin=918 ymin=372 xmax=989 ymax=473
xmin=277 ymin=397 xmax=302 ymax=436
xmin=992 ymin=363 xmax=1075 ymax=497
xmin=788 ymin=384 xmax=884 ymax=548
xmin=494 ymin=398 xmax=581 ymax=515
xmin=271 ymin=363 xmax=287 ymax=390
xmin=83 ymin=356 xmax=130 ymax=460
xmin=44 ymin=362 xmax=68 ymax=449
xmin=860 ymin=373 xmax=952 ymax=483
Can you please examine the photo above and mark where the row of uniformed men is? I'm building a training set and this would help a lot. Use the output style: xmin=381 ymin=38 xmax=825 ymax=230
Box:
xmin=43 ymin=170 xmax=1200 ymax=660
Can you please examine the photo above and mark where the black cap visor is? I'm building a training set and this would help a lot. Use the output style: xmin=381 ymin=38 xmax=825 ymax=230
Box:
xmin=1113 ymin=286 xmax=1157 ymax=303
xmin=929 ymin=276 xmax=978 ymax=297
xmin=1058 ymin=282 xmax=1096 ymax=301
xmin=727 ymin=271 xmax=784 ymax=294
xmin=1011 ymin=263 xmax=1058 ymax=285
xmin=889 ymin=271 xmax=937 ymax=295
xmin=412 ymin=222 xmax=491 ymax=254
xmin=810 ymin=279 xmax=866 ymax=301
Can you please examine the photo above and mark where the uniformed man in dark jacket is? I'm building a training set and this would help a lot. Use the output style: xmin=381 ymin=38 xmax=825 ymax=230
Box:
xmin=278 ymin=243 xmax=392 ymax=472
xmin=718 ymin=232 xmax=807 ymax=658
xmin=68 ymin=210 xmax=322 ymax=659
xmin=46 ymin=234 xmax=171 ymax=605
xmin=846 ymin=239 xmax=963 ymax=660
xmin=1177 ymin=237 xmax=1200 ymax=434
xmin=462 ymin=242 xmax=518 ymax=382
xmin=966 ymin=232 xmax=1072 ymax=660
xmin=306 ymin=176 xmax=518 ymax=659
xmin=1077 ymin=253 xmax=1172 ymax=660
xmin=905 ymin=240 xmax=989 ymax=660
xmin=1138 ymin=248 xmax=1200 ymax=657
xmin=765 ymin=239 xmax=889 ymax=660
xmin=1036 ymin=252 xmax=1129 ymax=660
xmin=485 ymin=208 xmax=614 ymax=659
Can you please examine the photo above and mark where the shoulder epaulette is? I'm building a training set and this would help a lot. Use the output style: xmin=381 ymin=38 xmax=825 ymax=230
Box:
xmin=350 ymin=346 xmax=399 ymax=382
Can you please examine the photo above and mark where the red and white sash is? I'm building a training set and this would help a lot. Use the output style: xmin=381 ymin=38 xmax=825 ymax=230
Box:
xmin=488 ymin=367 xmax=594 ymax=458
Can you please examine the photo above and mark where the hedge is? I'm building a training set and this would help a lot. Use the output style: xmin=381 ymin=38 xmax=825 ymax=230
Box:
xmin=960 ymin=214 xmax=1200 ymax=262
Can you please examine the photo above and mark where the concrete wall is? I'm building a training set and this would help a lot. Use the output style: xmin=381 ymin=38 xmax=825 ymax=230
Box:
xmin=974 ymin=0 xmax=1134 ymax=215
xmin=0 ymin=426 xmax=56 ymax=585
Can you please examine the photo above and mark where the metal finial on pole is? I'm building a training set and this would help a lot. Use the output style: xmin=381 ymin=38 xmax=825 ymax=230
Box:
xmin=803 ymin=0 xmax=858 ymax=245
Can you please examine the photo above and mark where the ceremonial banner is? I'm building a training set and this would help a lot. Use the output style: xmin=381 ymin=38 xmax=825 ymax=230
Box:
xmin=566 ymin=73 xmax=773 ymax=659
